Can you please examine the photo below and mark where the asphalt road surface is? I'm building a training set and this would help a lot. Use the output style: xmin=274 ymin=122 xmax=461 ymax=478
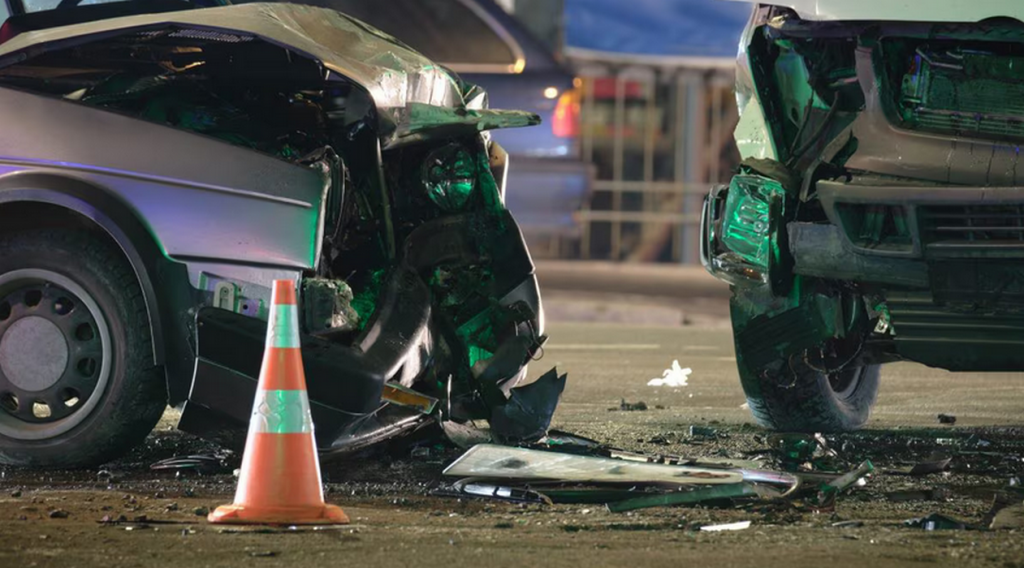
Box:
xmin=2 ymin=320 xmax=1023 ymax=568
xmin=539 ymin=323 xmax=1024 ymax=433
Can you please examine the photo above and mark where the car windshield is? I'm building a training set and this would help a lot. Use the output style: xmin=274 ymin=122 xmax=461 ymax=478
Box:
xmin=280 ymin=0 xmax=516 ymax=68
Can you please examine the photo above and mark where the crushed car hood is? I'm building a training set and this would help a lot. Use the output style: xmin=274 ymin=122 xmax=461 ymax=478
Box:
xmin=0 ymin=3 xmax=539 ymax=147
xmin=725 ymin=0 xmax=1024 ymax=22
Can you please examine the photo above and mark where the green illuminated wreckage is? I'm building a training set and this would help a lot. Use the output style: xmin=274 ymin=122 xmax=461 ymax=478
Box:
xmin=0 ymin=3 xmax=560 ymax=467
xmin=704 ymin=2 xmax=1024 ymax=433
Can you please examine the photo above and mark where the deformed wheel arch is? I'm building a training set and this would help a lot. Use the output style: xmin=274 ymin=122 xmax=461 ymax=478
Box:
xmin=0 ymin=173 xmax=169 ymax=368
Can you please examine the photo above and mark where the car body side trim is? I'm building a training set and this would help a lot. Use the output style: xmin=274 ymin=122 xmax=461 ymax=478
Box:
xmin=0 ymin=156 xmax=313 ymax=209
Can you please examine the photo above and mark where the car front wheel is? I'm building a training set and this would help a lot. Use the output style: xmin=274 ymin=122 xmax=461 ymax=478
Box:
xmin=0 ymin=229 xmax=166 ymax=467
xmin=730 ymin=293 xmax=881 ymax=433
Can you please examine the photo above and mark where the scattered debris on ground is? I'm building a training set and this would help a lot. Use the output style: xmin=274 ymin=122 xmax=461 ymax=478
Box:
xmin=688 ymin=425 xmax=720 ymax=439
xmin=610 ymin=399 xmax=648 ymax=412
xmin=905 ymin=512 xmax=971 ymax=531
xmin=150 ymin=454 xmax=234 ymax=476
xmin=435 ymin=434 xmax=881 ymax=515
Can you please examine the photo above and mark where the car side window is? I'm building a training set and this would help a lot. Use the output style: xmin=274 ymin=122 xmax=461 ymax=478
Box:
xmin=0 ymin=1 xmax=8 ymax=25
xmin=21 ymin=0 xmax=61 ymax=12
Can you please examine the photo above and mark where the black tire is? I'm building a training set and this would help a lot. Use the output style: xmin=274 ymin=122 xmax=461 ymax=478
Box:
xmin=0 ymin=229 xmax=166 ymax=467
xmin=731 ymin=296 xmax=881 ymax=433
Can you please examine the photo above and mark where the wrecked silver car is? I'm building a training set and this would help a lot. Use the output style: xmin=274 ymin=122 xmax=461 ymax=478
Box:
xmin=704 ymin=1 xmax=1024 ymax=432
xmin=0 ymin=1 xmax=552 ymax=467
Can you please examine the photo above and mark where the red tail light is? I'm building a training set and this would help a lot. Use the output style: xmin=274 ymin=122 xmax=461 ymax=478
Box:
xmin=552 ymin=89 xmax=580 ymax=139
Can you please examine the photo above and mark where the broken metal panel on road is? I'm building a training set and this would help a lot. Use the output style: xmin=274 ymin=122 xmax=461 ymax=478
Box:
xmin=443 ymin=444 xmax=745 ymax=486
xmin=606 ymin=482 xmax=760 ymax=513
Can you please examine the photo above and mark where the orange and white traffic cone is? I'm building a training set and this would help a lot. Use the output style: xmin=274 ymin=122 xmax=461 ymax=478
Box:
xmin=208 ymin=280 xmax=349 ymax=525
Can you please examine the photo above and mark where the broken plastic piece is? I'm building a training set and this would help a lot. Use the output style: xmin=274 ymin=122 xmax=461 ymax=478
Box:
xmin=440 ymin=421 xmax=493 ymax=449
xmin=814 ymin=460 xmax=873 ymax=507
xmin=688 ymin=425 xmax=718 ymax=439
xmin=380 ymin=384 xmax=438 ymax=414
xmin=700 ymin=520 xmax=752 ymax=532
xmin=443 ymin=444 xmax=744 ymax=485
xmin=607 ymin=483 xmax=759 ymax=513
xmin=150 ymin=454 xmax=231 ymax=475
xmin=826 ymin=460 xmax=874 ymax=493
xmin=489 ymin=368 xmax=567 ymax=443
xmin=770 ymin=432 xmax=838 ymax=471
xmin=904 ymin=513 xmax=969 ymax=531
xmin=890 ymin=454 xmax=952 ymax=476
xmin=449 ymin=480 xmax=552 ymax=505
xmin=536 ymin=431 xmax=602 ymax=450
xmin=647 ymin=360 xmax=691 ymax=387
xmin=908 ymin=456 xmax=952 ymax=476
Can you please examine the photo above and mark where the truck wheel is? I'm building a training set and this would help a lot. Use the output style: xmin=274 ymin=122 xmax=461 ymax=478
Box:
xmin=731 ymin=296 xmax=880 ymax=433
xmin=0 ymin=230 xmax=166 ymax=467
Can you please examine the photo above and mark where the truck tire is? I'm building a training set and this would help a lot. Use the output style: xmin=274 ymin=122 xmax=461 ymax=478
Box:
xmin=0 ymin=229 xmax=166 ymax=467
xmin=731 ymin=296 xmax=880 ymax=432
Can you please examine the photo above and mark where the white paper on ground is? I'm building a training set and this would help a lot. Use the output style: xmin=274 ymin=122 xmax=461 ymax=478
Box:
xmin=648 ymin=360 xmax=692 ymax=387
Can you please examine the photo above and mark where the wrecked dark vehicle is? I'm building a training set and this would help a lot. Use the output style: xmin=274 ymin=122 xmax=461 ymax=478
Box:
xmin=0 ymin=1 xmax=553 ymax=467
xmin=703 ymin=1 xmax=1024 ymax=432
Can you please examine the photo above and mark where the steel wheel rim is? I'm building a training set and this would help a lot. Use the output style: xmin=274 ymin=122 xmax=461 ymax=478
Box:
xmin=0 ymin=269 xmax=112 ymax=440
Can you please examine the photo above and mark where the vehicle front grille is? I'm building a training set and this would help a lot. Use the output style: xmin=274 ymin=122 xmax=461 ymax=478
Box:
xmin=919 ymin=204 xmax=1024 ymax=247
xmin=886 ymin=290 xmax=1024 ymax=372
xmin=897 ymin=45 xmax=1024 ymax=141
xmin=835 ymin=203 xmax=913 ymax=251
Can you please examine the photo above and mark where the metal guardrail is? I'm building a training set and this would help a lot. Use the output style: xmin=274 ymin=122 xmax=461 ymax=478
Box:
xmin=575 ymin=210 xmax=702 ymax=224
xmin=589 ymin=181 xmax=713 ymax=194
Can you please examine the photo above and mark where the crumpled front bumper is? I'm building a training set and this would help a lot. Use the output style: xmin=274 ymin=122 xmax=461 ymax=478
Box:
xmin=177 ymin=210 xmax=546 ymax=455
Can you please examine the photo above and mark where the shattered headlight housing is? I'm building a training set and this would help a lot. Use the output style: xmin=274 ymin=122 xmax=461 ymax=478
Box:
xmin=701 ymin=174 xmax=786 ymax=288
xmin=422 ymin=143 xmax=477 ymax=211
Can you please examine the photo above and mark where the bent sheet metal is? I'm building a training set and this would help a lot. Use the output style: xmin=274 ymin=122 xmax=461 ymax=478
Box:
xmin=443 ymin=444 xmax=744 ymax=485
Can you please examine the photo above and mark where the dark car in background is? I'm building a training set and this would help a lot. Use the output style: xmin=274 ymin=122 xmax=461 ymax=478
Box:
xmin=275 ymin=0 xmax=592 ymax=251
